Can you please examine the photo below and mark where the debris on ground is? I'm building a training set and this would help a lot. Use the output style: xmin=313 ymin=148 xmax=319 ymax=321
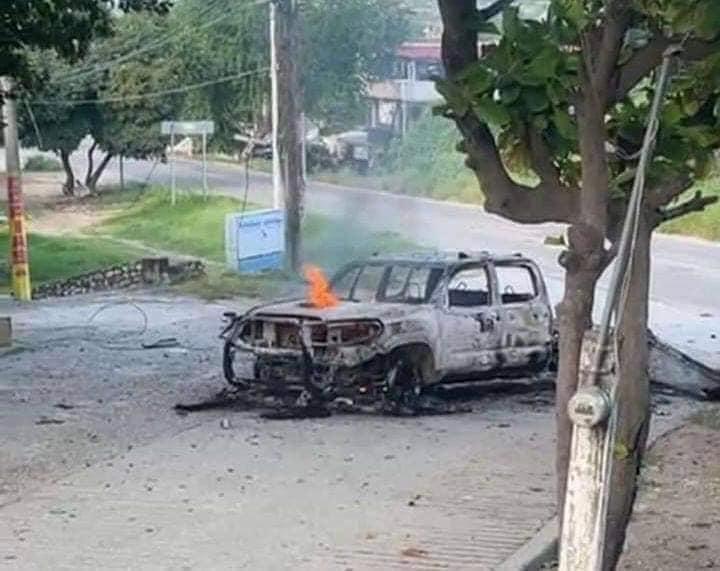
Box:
xmin=174 ymin=385 xmax=474 ymax=420
xmin=35 ymin=417 xmax=66 ymax=425
xmin=649 ymin=332 xmax=720 ymax=400
xmin=142 ymin=337 xmax=181 ymax=350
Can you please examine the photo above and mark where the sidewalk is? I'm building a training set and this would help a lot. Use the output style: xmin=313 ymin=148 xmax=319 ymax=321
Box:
xmin=0 ymin=402 xmax=557 ymax=570
xmin=619 ymin=404 xmax=720 ymax=570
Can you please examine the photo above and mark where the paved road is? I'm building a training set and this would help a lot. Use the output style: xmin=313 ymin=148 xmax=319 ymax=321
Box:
xmin=90 ymin=154 xmax=720 ymax=367
xmin=0 ymin=292 xmax=696 ymax=570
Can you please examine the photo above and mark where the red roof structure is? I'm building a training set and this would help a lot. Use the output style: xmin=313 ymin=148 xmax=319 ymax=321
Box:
xmin=396 ymin=42 xmax=442 ymax=61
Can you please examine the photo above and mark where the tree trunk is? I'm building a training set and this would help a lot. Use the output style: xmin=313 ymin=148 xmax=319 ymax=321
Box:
xmin=87 ymin=152 xmax=114 ymax=193
xmin=555 ymin=258 xmax=598 ymax=516
xmin=602 ymin=212 xmax=652 ymax=569
xmin=59 ymin=149 xmax=75 ymax=196
xmin=557 ymin=89 xmax=610 ymax=521
xmin=84 ymin=141 xmax=98 ymax=187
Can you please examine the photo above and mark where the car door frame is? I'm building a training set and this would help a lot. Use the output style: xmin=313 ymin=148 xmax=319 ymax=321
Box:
xmin=489 ymin=259 xmax=554 ymax=370
xmin=434 ymin=261 xmax=504 ymax=375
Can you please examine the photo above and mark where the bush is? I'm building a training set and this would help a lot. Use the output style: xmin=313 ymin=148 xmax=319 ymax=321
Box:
xmin=23 ymin=154 xmax=62 ymax=172
xmin=379 ymin=112 xmax=481 ymax=203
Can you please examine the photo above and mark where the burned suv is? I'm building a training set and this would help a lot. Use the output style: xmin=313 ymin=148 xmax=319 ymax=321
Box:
xmin=221 ymin=252 xmax=554 ymax=409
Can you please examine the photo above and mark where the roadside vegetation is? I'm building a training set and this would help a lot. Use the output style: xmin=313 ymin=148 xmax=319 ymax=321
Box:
xmin=660 ymin=175 xmax=720 ymax=242
xmin=0 ymin=227 xmax=138 ymax=293
xmin=304 ymin=112 xmax=720 ymax=243
xmin=22 ymin=155 xmax=63 ymax=172
xmin=1 ymin=185 xmax=417 ymax=299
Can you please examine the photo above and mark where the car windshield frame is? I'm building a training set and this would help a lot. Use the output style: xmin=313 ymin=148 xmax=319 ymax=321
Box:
xmin=331 ymin=261 xmax=446 ymax=304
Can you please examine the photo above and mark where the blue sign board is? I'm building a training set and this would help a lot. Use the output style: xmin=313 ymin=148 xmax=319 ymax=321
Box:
xmin=225 ymin=209 xmax=284 ymax=272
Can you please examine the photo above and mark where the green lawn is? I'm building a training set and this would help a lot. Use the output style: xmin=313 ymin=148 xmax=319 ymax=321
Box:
xmin=2 ymin=186 xmax=419 ymax=299
xmin=0 ymin=229 xmax=138 ymax=291
xmin=659 ymin=177 xmax=720 ymax=242
xmin=96 ymin=188 xmax=417 ymax=269
xmin=97 ymin=189 xmax=253 ymax=262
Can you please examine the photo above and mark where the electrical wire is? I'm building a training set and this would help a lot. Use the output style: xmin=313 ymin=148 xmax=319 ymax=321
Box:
xmin=31 ymin=67 xmax=271 ymax=106
xmin=50 ymin=0 xmax=227 ymax=85
xmin=587 ymin=47 xmax=679 ymax=571
xmin=51 ymin=0 xmax=270 ymax=86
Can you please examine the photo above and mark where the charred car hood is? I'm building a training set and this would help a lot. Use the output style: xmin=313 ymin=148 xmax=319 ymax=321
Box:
xmin=250 ymin=299 xmax=424 ymax=322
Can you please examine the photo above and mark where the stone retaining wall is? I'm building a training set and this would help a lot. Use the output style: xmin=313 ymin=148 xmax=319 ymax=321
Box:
xmin=31 ymin=258 xmax=205 ymax=299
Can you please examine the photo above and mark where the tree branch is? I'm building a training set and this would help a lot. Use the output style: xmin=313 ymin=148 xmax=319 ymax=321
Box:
xmin=647 ymin=175 xmax=693 ymax=209
xmin=438 ymin=0 xmax=580 ymax=225
xmin=459 ymin=114 xmax=580 ymax=224
xmin=658 ymin=191 xmax=718 ymax=224
xmin=594 ymin=2 xmax=632 ymax=99
xmin=527 ymin=125 xmax=562 ymax=186
xmin=477 ymin=0 xmax=513 ymax=21
xmin=611 ymin=36 xmax=720 ymax=105
xmin=439 ymin=0 xmax=478 ymax=77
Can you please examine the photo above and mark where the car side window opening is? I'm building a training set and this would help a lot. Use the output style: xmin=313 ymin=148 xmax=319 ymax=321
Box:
xmin=353 ymin=264 xmax=387 ymax=302
xmin=378 ymin=266 xmax=439 ymax=304
xmin=495 ymin=264 xmax=538 ymax=304
xmin=383 ymin=265 xmax=413 ymax=300
xmin=332 ymin=265 xmax=362 ymax=300
xmin=447 ymin=267 xmax=491 ymax=307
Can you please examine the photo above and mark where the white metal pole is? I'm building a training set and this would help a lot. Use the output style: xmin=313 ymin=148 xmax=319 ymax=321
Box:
xmin=270 ymin=1 xmax=283 ymax=210
xmin=300 ymin=112 xmax=307 ymax=182
xmin=202 ymin=131 xmax=208 ymax=199
xmin=170 ymin=126 xmax=176 ymax=205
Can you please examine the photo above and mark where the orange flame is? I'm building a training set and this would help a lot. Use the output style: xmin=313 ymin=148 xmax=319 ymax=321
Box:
xmin=304 ymin=264 xmax=339 ymax=309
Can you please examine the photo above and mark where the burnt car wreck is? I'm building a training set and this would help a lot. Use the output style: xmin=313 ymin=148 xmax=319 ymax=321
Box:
xmin=221 ymin=252 xmax=555 ymax=414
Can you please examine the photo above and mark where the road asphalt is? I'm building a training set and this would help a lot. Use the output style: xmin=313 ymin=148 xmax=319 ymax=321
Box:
xmin=89 ymin=153 xmax=720 ymax=368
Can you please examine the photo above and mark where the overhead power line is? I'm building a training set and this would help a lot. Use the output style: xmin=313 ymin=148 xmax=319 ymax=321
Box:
xmin=31 ymin=67 xmax=271 ymax=106
xmin=51 ymin=0 xmax=270 ymax=86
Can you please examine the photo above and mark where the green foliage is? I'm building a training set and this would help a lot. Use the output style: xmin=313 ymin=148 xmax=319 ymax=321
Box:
xmin=171 ymin=0 xmax=411 ymax=136
xmin=23 ymin=155 xmax=62 ymax=172
xmin=634 ymin=0 xmax=720 ymax=40
xmin=0 ymin=229 xmax=138 ymax=287
xmin=170 ymin=0 xmax=269 ymax=150
xmin=90 ymin=13 xmax=182 ymax=160
xmin=380 ymin=112 xmax=481 ymax=202
xmin=0 ymin=0 xmax=170 ymax=87
xmin=660 ymin=176 xmax=720 ymax=240
xmin=439 ymin=1 xmax=720 ymax=195
xmin=96 ymin=187 xmax=416 ymax=269
xmin=18 ymin=52 xmax=94 ymax=157
xmin=302 ymin=0 xmax=411 ymax=130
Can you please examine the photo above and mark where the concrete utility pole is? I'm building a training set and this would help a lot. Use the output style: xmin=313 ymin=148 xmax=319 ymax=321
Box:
xmin=273 ymin=0 xmax=304 ymax=273
xmin=269 ymin=1 xmax=283 ymax=210
xmin=1 ymin=77 xmax=32 ymax=301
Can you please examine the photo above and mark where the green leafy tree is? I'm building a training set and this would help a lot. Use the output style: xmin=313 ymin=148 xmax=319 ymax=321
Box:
xmin=17 ymin=8 xmax=179 ymax=194
xmin=84 ymin=13 xmax=182 ymax=191
xmin=19 ymin=53 xmax=95 ymax=195
xmin=170 ymin=0 xmax=269 ymax=151
xmin=1 ymin=0 xmax=170 ymax=86
xmin=437 ymin=0 xmax=719 ymax=563
xmin=302 ymin=0 xmax=411 ymax=130
xmin=170 ymin=0 xmax=411 ymax=139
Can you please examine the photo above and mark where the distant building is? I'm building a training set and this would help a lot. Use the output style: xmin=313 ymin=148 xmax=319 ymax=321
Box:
xmin=366 ymin=41 xmax=444 ymax=141
xmin=366 ymin=38 xmax=496 ymax=142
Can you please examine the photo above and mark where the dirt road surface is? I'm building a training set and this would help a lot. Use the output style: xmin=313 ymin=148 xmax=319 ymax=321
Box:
xmin=619 ymin=407 xmax=720 ymax=570
xmin=0 ymin=291 xmax=700 ymax=569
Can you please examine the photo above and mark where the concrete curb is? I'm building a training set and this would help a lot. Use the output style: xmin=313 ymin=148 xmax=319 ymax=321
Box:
xmin=496 ymin=517 xmax=558 ymax=570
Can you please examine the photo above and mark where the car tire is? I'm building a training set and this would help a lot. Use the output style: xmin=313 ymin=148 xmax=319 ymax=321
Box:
xmin=383 ymin=351 xmax=426 ymax=415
